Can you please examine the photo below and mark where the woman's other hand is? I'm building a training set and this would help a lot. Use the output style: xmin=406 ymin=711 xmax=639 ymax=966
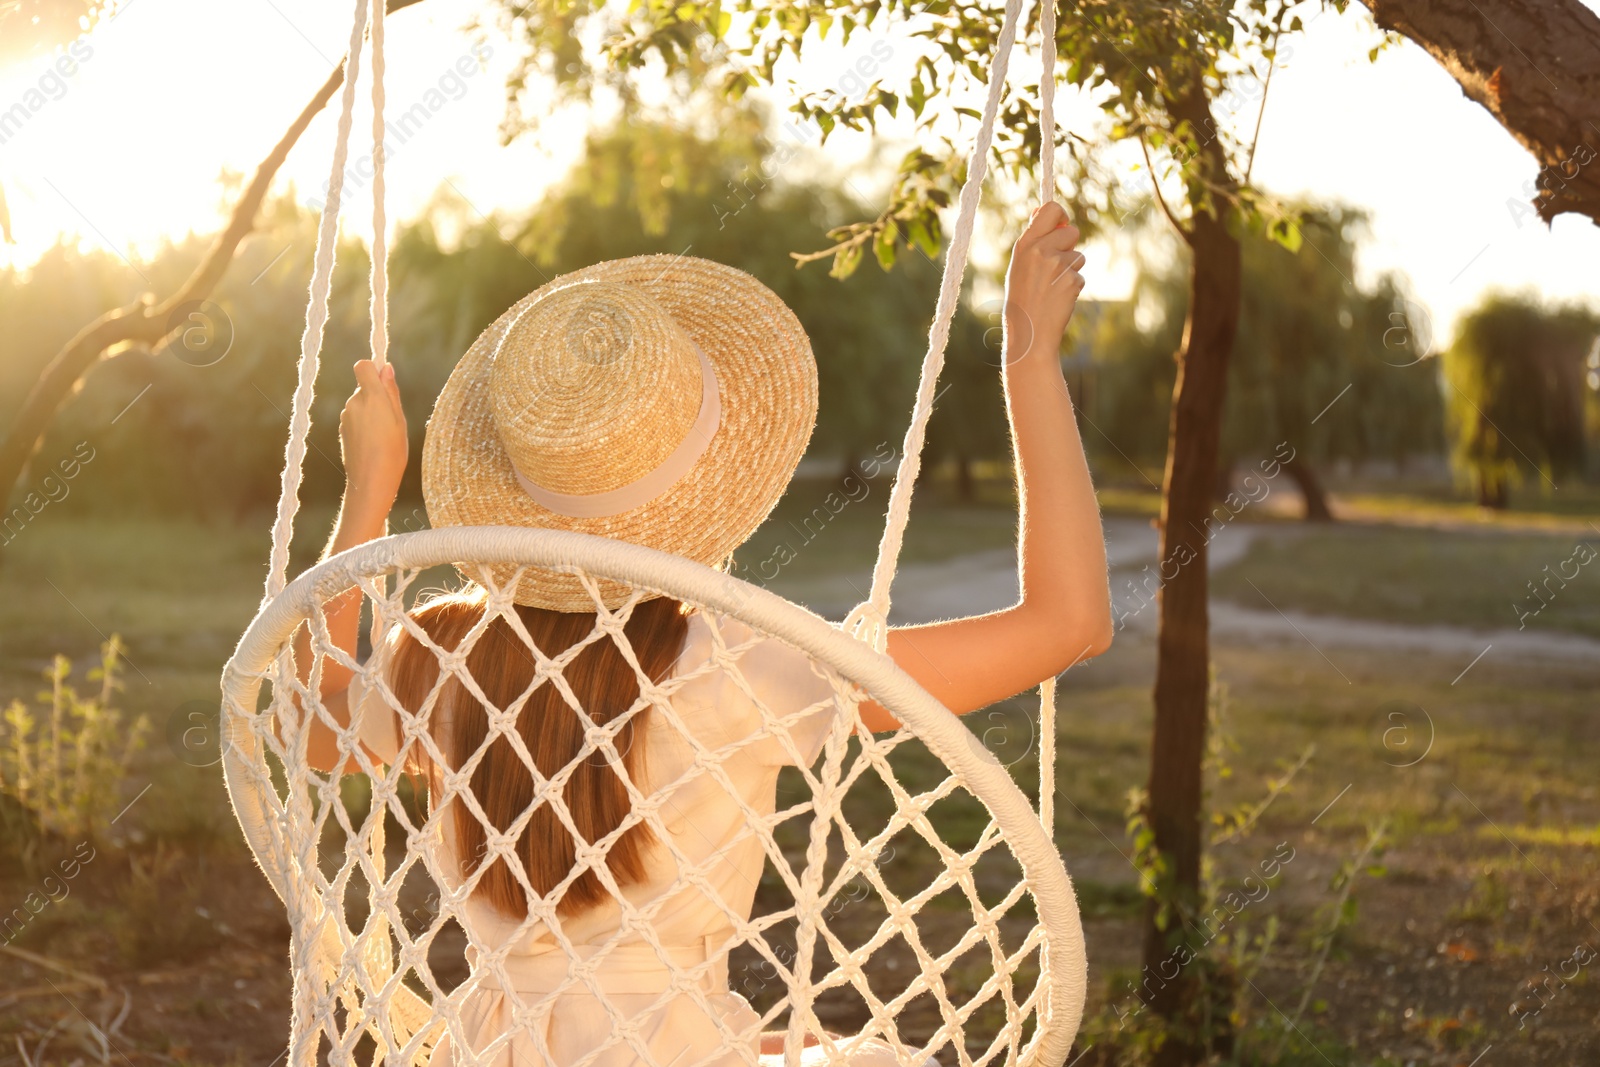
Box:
xmin=339 ymin=359 xmax=408 ymax=512
xmin=1002 ymin=201 xmax=1086 ymax=362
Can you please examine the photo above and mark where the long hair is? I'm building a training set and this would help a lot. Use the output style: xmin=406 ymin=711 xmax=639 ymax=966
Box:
xmin=385 ymin=586 xmax=690 ymax=918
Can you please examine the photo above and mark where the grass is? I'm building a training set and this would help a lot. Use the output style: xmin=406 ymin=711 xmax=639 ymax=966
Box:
xmin=1 ymin=483 xmax=1598 ymax=1065
xmin=1329 ymin=478 xmax=1600 ymax=526
xmin=733 ymin=472 xmax=1021 ymax=582
xmin=1211 ymin=523 xmax=1600 ymax=638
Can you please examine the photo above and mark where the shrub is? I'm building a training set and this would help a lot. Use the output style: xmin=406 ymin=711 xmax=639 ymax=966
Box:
xmin=0 ymin=636 xmax=148 ymax=842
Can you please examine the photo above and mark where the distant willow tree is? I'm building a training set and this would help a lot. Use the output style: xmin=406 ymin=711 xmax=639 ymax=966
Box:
xmin=1224 ymin=204 xmax=1444 ymax=518
xmin=1442 ymin=295 xmax=1597 ymax=508
xmin=1090 ymin=203 xmax=1445 ymax=518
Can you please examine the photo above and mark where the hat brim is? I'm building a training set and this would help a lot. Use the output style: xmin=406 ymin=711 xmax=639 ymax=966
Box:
xmin=422 ymin=254 xmax=818 ymax=611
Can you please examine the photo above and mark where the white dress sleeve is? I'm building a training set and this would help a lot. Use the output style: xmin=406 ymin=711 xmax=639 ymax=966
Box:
xmin=680 ymin=611 xmax=848 ymax=769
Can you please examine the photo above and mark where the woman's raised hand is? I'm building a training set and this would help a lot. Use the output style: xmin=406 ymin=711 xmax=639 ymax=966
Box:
xmin=1002 ymin=201 xmax=1086 ymax=361
xmin=339 ymin=359 xmax=408 ymax=511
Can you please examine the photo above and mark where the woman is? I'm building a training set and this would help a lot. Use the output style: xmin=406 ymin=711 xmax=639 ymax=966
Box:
xmin=299 ymin=201 xmax=1111 ymax=1067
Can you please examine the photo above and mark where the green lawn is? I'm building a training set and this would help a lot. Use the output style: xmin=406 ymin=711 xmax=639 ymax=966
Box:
xmin=1212 ymin=523 xmax=1600 ymax=638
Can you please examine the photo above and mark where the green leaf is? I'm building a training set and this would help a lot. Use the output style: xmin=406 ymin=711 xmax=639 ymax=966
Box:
xmin=908 ymin=76 xmax=927 ymax=119
xmin=831 ymin=242 xmax=864 ymax=279
xmin=874 ymin=221 xmax=899 ymax=270
xmin=1270 ymin=218 xmax=1302 ymax=253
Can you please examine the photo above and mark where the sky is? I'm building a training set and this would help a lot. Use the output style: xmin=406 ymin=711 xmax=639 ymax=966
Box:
xmin=0 ymin=0 xmax=1596 ymax=350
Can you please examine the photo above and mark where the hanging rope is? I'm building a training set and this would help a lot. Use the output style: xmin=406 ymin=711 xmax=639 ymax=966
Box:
xmin=369 ymin=0 xmax=390 ymax=369
xmin=265 ymin=0 xmax=374 ymax=599
xmin=1039 ymin=0 xmax=1057 ymax=202
xmin=836 ymin=0 xmax=1065 ymax=837
xmin=1035 ymin=0 xmax=1059 ymax=838
xmin=844 ymin=0 xmax=1028 ymax=650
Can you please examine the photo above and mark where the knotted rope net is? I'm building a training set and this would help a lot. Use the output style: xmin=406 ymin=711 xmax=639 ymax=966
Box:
xmin=222 ymin=0 xmax=1086 ymax=1063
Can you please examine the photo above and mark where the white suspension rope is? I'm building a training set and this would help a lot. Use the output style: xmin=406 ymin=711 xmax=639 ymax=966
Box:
xmin=265 ymin=0 xmax=374 ymax=599
xmin=844 ymin=0 xmax=1027 ymax=650
xmin=369 ymin=0 xmax=390 ymax=369
xmin=1039 ymin=0 xmax=1057 ymax=203
xmin=1035 ymin=0 xmax=1059 ymax=838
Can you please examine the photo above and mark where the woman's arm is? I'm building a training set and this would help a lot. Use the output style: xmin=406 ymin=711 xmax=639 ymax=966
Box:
xmin=293 ymin=359 xmax=409 ymax=771
xmin=863 ymin=202 xmax=1111 ymax=731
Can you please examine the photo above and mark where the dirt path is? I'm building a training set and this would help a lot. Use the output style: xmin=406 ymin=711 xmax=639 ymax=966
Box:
xmin=769 ymin=518 xmax=1600 ymax=665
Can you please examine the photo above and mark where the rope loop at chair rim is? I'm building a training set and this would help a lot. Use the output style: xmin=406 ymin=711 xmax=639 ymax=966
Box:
xmin=219 ymin=525 xmax=1087 ymax=1061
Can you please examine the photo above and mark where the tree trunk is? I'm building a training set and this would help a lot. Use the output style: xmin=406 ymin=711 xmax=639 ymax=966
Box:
xmin=1212 ymin=455 xmax=1235 ymax=504
xmin=1283 ymin=455 xmax=1335 ymax=521
xmin=1477 ymin=472 xmax=1509 ymax=509
xmin=955 ymin=455 xmax=975 ymax=502
xmin=1142 ymin=81 xmax=1244 ymax=1067
xmin=1363 ymin=0 xmax=1600 ymax=227
xmin=0 ymin=0 xmax=425 ymax=510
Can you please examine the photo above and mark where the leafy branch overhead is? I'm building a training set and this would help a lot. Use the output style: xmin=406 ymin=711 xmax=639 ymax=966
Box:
xmin=493 ymin=0 xmax=1310 ymax=275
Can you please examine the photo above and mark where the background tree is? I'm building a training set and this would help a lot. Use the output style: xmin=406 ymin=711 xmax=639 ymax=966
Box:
xmin=924 ymin=305 xmax=1009 ymax=501
xmin=1225 ymin=204 xmax=1445 ymax=517
xmin=5 ymin=114 xmax=979 ymax=524
xmin=1086 ymin=202 xmax=1446 ymax=518
xmin=1442 ymin=294 xmax=1597 ymax=508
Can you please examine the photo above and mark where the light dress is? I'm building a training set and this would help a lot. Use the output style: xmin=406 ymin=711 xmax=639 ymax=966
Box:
xmin=349 ymin=609 xmax=914 ymax=1067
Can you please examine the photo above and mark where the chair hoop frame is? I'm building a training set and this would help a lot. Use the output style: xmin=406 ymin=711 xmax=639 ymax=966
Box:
xmin=220 ymin=525 xmax=1086 ymax=1065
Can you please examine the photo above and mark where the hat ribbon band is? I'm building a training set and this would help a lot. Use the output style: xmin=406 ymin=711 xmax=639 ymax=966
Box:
xmin=509 ymin=344 xmax=722 ymax=519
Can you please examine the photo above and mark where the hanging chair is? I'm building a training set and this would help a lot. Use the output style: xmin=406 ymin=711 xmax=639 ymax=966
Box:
xmin=220 ymin=0 xmax=1087 ymax=1064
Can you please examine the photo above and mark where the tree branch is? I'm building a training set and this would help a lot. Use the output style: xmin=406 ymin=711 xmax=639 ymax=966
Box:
xmin=1139 ymin=131 xmax=1187 ymax=237
xmin=0 ymin=0 xmax=429 ymax=509
xmin=1362 ymin=0 xmax=1600 ymax=227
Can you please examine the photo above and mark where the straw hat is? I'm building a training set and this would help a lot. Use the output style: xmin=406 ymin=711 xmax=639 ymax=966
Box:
xmin=422 ymin=254 xmax=818 ymax=611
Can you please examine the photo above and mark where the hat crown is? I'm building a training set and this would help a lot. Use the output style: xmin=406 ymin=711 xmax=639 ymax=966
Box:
xmin=489 ymin=280 xmax=705 ymax=496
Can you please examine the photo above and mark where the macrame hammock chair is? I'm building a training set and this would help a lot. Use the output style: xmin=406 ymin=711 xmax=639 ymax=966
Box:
xmin=221 ymin=0 xmax=1086 ymax=1063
